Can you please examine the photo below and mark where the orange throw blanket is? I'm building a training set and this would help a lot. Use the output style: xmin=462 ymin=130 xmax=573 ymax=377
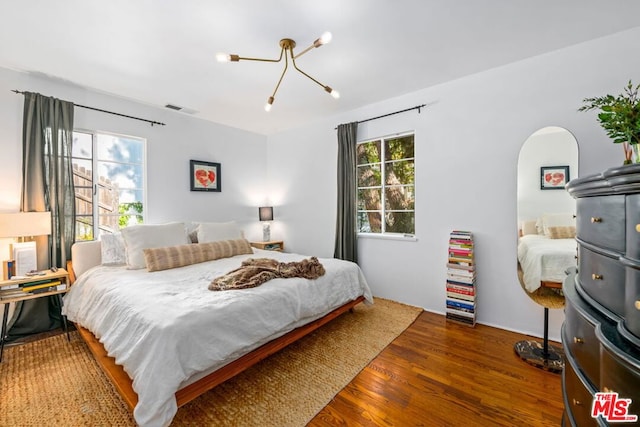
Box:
xmin=209 ymin=257 xmax=326 ymax=291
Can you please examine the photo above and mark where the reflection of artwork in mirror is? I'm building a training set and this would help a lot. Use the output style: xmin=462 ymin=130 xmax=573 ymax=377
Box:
xmin=540 ymin=165 xmax=569 ymax=190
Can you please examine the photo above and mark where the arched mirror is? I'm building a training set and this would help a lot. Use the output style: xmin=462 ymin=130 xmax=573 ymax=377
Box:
xmin=514 ymin=126 xmax=578 ymax=372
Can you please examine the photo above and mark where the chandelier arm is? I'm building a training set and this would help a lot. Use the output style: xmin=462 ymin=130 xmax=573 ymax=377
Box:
xmin=293 ymin=44 xmax=314 ymax=60
xmin=269 ymin=47 xmax=289 ymax=99
xmin=291 ymin=57 xmax=330 ymax=90
xmin=237 ymin=48 xmax=285 ymax=63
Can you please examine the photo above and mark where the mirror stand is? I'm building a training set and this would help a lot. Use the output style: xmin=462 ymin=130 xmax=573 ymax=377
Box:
xmin=514 ymin=307 xmax=564 ymax=373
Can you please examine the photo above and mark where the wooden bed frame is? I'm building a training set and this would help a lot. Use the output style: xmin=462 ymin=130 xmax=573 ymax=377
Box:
xmin=66 ymin=261 xmax=364 ymax=410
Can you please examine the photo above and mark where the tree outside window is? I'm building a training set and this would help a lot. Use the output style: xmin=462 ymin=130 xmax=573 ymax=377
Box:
xmin=357 ymin=133 xmax=415 ymax=234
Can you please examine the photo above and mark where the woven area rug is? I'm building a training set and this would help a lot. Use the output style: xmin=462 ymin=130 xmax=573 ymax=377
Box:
xmin=0 ymin=297 xmax=421 ymax=426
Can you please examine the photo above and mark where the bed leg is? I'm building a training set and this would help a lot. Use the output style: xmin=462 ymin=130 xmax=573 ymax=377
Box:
xmin=349 ymin=308 xmax=354 ymax=314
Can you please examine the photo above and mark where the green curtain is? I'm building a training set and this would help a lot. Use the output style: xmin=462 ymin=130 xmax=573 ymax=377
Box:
xmin=333 ymin=122 xmax=358 ymax=263
xmin=8 ymin=92 xmax=75 ymax=339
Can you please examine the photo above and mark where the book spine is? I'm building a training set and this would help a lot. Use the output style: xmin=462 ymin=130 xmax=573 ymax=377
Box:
xmin=22 ymin=280 xmax=62 ymax=292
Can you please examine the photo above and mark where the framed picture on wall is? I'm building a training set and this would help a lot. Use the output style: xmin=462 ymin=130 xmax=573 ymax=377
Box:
xmin=540 ymin=165 xmax=569 ymax=190
xmin=190 ymin=160 xmax=221 ymax=192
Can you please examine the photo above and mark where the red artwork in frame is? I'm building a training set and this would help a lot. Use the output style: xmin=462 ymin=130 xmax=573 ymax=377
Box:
xmin=190 ymin=160 xmax=221 ymax=192
xmin=540 ymin=165 xmax=569 ymax=190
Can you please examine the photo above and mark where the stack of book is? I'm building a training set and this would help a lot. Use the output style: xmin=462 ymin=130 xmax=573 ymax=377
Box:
xmin=0 ymin=278 xmax=67 ymax=300
xmin=446 ymin=230 xmax=476 ymax=326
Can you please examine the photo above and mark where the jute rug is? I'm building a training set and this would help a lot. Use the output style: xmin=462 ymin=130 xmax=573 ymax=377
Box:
xmin=0 ymin=297 xmax=422 ymax=426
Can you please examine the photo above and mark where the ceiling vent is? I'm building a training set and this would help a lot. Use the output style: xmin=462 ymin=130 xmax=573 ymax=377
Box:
xmin=164 ymin=103 xmax=198 ymax=115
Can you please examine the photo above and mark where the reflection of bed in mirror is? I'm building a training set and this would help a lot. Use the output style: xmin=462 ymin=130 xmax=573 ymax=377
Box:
xmin=517 ymin=215 xmax=577 ymax=293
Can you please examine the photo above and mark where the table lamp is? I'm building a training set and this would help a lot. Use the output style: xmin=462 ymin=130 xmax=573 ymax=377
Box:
xmin=0 ymin=211 xmax=52 ymax=277
xmin=258 ymin=206 xmax=273 ymax=242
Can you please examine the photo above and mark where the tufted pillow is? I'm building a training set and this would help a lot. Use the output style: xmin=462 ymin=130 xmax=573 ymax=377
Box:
xmin=100 ymin=232 xmax=126 ymax=265
xmin=143 ymin=238 xmax=253 ymax=272
xmin=546 ymin=225 xmax=576 ymax=239
xmin=121 ymin=222 xmax=191 ymax=269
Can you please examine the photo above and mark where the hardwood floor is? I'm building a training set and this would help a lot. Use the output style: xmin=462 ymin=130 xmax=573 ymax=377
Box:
xmin=309 ymin=311 xmax=564 ymax=427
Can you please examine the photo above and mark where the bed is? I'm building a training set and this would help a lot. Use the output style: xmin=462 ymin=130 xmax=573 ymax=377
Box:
xmin=62 ymin=222 xmax=372 ymax=427
xmin=518 ymin=215 xmax=577 ymax=293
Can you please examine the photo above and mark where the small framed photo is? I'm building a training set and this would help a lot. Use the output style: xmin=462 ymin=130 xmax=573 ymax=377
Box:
xmin=190 ymin=160 xmax=221 ymax=192
xmin=540 ymin=165 xmax=569 ymax=190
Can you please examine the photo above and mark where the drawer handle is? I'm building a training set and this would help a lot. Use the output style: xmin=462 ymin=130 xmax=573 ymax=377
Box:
xmin=592 ymin=273 xmax=603 ymax=280
xmin=636 ymin=224 xmax=640 ymax=233
xmin=573 ymin=398 xmax=583 ymax=406
xmin=591 ymin=217 xmax=602 ymax=223
xmin=573 ymin=337 xmax=584 ymax=344
xmin=635 ymin=300 xmax=640 ymax=311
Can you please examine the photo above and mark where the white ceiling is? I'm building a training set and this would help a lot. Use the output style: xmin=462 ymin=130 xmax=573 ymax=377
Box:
xmin=2 ymin=1 xmax=640 ymax=135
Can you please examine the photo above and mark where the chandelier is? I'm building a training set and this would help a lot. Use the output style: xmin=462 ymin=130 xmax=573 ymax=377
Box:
xmin=216 ymin=32 xmax=340 ymax=111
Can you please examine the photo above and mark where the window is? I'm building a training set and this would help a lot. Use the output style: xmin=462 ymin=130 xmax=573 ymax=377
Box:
xmin=71 ymin=131 xmax=146 ymax=240
xmin=357 ymin=133 xmax=415 ymax=235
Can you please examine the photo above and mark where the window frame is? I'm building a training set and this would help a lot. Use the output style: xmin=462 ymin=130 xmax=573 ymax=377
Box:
xmin=356 ymin=131 xmax=416 ymax=237
xmin=72 ymin=129 xmax=147 ymax=240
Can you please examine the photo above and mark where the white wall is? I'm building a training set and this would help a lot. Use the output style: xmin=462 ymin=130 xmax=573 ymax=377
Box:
xmin=0 ymin=66 xmax=269 ymax=263
xmin=266 ymin=27 xmax=640 ymax=341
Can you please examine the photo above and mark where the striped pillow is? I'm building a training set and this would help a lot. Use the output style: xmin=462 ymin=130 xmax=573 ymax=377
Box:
xmin=546 ymin=226 xmax=576 ymax=239
xmin=143 ymin=239 xmax=253 ymax=272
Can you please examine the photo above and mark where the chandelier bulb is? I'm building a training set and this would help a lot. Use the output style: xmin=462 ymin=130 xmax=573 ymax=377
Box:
xmin=324 ymin=86 xmax=340 ymax=99
xmin=216 ymin=53 xmax=230 ymax=63
xmin=313 ymin=32 xmax=332 ymax=48
xmin=265 ymin=96 xmax=274 ymax=112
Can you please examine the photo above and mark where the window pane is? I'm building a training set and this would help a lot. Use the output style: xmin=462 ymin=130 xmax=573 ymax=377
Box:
xmin=75 ymin=217 xmax=94 ymax=241
xmin=385 ymin=135 xmax=414 ymax=161
xmin=357 ymin=188 xmax=382 ymax=210
xmin=357 ymin=164 xmax=381 ymax=187
xmin=385 ymin=185 xmax=415 ymax=210
xmin=385 ymin=211 xmax=415 ymax=234
xmin=97 ymin=134 xmax=144 ymax=163
xmin=357 ymin=140 xmax=381 ymax=165
xmin=358 ymin=211 xmax=382 ymax=233
xmin=97 ymin=162 xmax=144 ymax=190
xmin=72 ymin=158 xmax=93 ymax=186
xmin=385 ymin=159 xmax=414 ymax=185
xmin=356 ymin=133 xmax=415 ymax=235
xmin=72 ymin=132 xmax=92 ymax=159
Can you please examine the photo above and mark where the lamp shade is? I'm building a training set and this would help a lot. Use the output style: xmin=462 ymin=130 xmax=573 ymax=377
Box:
xmin=258 ymin=206 xmax=273 ymax=222
xmin=0 ymin=212 xmax=52 ymax=238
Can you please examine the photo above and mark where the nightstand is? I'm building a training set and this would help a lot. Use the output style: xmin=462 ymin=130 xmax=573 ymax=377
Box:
xmin=0 ymin=268 xmax=71 ymax=362
xmin=250 ymin=240 xmax=284 ymax=252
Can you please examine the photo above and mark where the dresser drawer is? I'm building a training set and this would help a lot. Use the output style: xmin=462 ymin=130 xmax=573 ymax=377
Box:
xmin=600 ymin=343 xmax=640 ymax=420
xmin=563 ymin=357 xmax=600 ymax=427
xmin=577 ymin=196 xmax=625 ymax=252
xmin=579 ymin=246 xmax=625 ymax=317
xmin=564 ymin=296 xmax=600 ymax=387
xmin=625 ymin=266 xmax=640 ymax=341
xmin=626 ymin=194 xmax=640 ymax=261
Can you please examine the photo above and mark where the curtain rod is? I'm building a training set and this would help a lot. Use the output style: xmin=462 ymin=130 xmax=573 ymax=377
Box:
xmin=11 ymin=90 xmax=166 ymax=127
xmin=337 ymin=103 xmax=426 ymax=129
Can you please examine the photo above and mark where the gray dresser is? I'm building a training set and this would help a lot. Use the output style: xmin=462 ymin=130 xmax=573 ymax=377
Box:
xmin=563 ymin=164 xmax=640 ymax=426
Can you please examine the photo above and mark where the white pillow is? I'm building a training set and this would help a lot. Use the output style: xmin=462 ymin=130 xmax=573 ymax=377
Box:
xmin=100 ymin=232 xmax=126 ymax=265
xmin=197 ymin=221 xmax=243 ymax=243
xmin=121 ymin=222 xmax=191 ymax=269
xmin=541 ymin=213 xmax=575 ymax=236
xmin=520 ymin=220 xmax=538 ymax=236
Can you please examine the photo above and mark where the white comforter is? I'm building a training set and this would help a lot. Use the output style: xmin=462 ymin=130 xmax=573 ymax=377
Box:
xmin=63 ymin=249 xmax=373 ymax=427
xmin=517 ymin=234 xmax=577 ymax=292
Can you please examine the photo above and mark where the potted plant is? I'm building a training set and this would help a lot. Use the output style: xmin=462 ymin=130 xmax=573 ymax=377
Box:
xmin=579 ymin=80 xmax=640 ymax=164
